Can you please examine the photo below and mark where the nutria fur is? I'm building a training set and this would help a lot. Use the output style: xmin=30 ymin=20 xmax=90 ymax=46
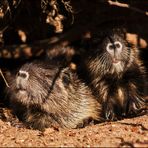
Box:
xmin=79 ymin=27 xmax=147 ymax=120
xmin=6 ymin=61 xmax=102 ymax=130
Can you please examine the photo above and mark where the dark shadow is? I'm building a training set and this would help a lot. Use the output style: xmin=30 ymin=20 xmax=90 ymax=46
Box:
xmin=116 ymin=122 xmax=148 ymax=131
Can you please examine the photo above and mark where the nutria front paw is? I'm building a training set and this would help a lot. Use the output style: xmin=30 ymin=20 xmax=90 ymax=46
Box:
xmin=128 ymin=96 xmax=146 ymax=116
xmin=103 ymin=103 xmax=117 ymax=121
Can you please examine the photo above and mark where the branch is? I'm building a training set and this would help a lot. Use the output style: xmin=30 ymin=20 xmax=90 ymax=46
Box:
xmin=0 ymin=68 xmax=9 ymax=87
xmin=108 ymin=0 xmax=148 ymax=16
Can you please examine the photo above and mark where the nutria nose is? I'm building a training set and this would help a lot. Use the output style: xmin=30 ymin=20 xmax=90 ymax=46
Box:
xmin=17 ymin=70 xmax=29 ymax=79
xmin=106 ymin=41 xmax=122 ymax=56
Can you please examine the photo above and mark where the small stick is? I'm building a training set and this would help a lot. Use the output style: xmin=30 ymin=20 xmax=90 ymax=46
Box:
xmin=0 ymin=68 xmax=9 ymax=87
xmin=108 ymin=0 xmax=148 ymax=16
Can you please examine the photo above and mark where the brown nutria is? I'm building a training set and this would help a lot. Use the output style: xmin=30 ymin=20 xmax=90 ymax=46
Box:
xmin=6 ymin=60 xmax=102 ymax=130
xmin=79 ymin=27 xmax=147 ymax=120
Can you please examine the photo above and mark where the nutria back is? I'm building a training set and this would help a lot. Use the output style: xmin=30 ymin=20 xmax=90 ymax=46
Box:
xmin=7 ymin=61 xmax=102 ymax=130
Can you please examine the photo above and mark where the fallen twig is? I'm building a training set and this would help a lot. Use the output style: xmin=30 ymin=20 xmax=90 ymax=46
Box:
xmin=0 ymin=68 xmax=9 ymax=87
xmin=108 ymin=0 xmax=148 ymax=16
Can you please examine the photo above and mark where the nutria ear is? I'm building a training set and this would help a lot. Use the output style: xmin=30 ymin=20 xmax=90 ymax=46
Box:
xmin=12 ymin=0 xmax=21 ymax=8
xmin=7 ymin=0 xmax=21 ymax=9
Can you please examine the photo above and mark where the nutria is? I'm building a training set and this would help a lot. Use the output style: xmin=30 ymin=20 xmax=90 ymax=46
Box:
xmin=6 ymin=60 xmax=102 ymax=130
xmin=79 ymin=27 xmax=147 ymax=120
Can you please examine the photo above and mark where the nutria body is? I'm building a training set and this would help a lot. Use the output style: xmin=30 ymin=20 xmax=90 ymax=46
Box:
xmin=80 ymin=27 xmax=147 ymax=120
xmin=7 ymin=61 xmax=101 ymax=130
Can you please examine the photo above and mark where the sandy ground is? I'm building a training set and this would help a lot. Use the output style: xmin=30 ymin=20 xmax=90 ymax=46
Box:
xmin=0 ymin=106 xmax=147 ymax=147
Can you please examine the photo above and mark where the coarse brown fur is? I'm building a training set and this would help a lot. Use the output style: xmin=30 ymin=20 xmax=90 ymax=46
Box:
xmin=6 ymin=60 xmax=102 ymax=130
xmin=79 ymin=27 xmax=147 ymax=120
